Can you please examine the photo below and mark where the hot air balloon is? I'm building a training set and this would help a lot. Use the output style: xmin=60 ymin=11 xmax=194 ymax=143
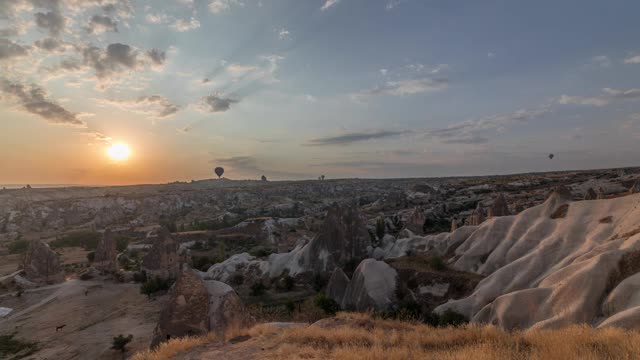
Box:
xmin=214 ymin=167 xmax=224 ymax=179
xmin=548 ymin=154 xmax=554 ymax=160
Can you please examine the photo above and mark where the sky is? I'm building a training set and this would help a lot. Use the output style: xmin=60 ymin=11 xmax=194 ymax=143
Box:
xmin=1 ymin=0 xmax=640 ymax=185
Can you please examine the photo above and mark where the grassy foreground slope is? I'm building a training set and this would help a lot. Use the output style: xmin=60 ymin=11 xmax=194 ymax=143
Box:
xmin=133 ymin=312 xmax=640 ymax=360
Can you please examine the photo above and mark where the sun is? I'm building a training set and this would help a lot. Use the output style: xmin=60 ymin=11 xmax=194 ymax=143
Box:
xmin=107 ymin=143 xmax=131 ymax=162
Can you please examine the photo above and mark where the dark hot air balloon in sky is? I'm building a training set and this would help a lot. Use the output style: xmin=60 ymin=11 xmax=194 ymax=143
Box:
xmin=548 ymin=153 xmax=554 ymax=160
xmin=214 ymin=167 xmax=224 ymax=179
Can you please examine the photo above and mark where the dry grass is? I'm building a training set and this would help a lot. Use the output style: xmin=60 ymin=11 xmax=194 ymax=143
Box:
xmin=131 ymin=333 xmax=219 ymax=360
xmin=132 ymin=312 xmax=640 ymax=360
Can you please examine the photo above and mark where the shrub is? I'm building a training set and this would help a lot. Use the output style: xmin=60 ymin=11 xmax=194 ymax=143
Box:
xmin=86 ymin=251 xmax=95 ymax=262
xmin=191 ymin=256 xmax=215 ymax=272
xmin=140 ymin=277 xmax=172 ymax=299
xmin=376 ymin=217 xmax=386 ymax=240
xmin=285 ymin=299 xmax=296 ymax=314
xmin=312 ymin=273 xmax=327 ymax=293
xmin=7 ymin=239 xmax=29 ymax=254
xmin=111 ymin=334 xmax=133 ymax=353
xmin=249 ymin=246 xmax=276 ymax=258
xmin=133 ymin=271 xmax=147 ymax=283
xmin=283 ymin=275 xmax=295 ymax=291
xmin=80 ymin=272 xmax=93 ymax=281
xmin=314 ymin=293 xmax=340 ymax=315
xmin=250 ymin=282 xmax=267 ymax=296
xmin=437 ymin=309 xmax=468 ymax=327
xmin=115 ymin=236 xmax=130 ymax=252
xmin=428 ymin=256 xmax=446 ymax=271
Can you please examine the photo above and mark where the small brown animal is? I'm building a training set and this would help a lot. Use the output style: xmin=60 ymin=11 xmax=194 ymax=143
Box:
xmin=55 ymin=324 xmax=66 ymax=332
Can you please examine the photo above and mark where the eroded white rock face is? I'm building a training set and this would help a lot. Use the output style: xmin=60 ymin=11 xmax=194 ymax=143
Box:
xmin=419 ymin=283 xmax=450 ymax=297
xmin=435 ymin=193 xmax=640 ymax=330
xmin=341 ymin=259 xmax=397 ymax=311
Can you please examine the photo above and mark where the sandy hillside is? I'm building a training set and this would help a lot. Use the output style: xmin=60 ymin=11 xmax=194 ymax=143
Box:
xmin=0 ymin=280 xmax=165 ymax=359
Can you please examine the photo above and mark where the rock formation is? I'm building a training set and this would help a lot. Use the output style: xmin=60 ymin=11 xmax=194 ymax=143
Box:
xmin=487 ymin=193 xmax=510 ymax=218
xmin=20 ymin=240 xmax=64 ymax=284
xmin=435 ymin=191 xmax=640 ymax=330
xmin=404 ymin=207 xmax=426 ymax=234
xmin=597 ymin=187 xmax=607 ymax=200
xmin=94 ymin=229 xmax=118 ymax=273
xmin=151 ymin=269 xmax=251 ymax=347
xmin=326 ymin=267 xmax=350 ymax=305
xmin=547 ymin=185 xmax=573 ymax=201
xmin=450 ymin=218 xmax=458 ymax=232
xmin=629 ymin=181 xmax=640 ymax=195
xmin=467 ymin=203 xmax=486 ymax=226
xmin=303 ymin=203 xmax=371 ymax=273
xmin=584 ymin=187 xmax=598 ymax=200
xmin=141 ymin=228 xmax=184 ymax=280
xmin=340 ymin=259 xmax=397 ymax=311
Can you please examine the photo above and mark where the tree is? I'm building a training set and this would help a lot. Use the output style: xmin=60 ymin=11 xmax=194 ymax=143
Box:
xmin=376 ymin=217 xmax=386 ymax=240
xmin=111 ymin=334 xmax=133 ymax=353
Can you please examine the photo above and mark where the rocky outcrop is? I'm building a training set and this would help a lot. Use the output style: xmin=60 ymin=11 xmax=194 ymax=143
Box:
xmin=451 ymin=219 xmax=458 ymax=232
xmin=467 ymin=203 xmax=486 ymax=226
xmin=584 ymin=187 xmax=598 ymax=200
xmin=547 ymin=185 xmax=572 ymax=201
xmin=404 ymin=207 xmax=426 ymax=234
xmin=341 ymin=259 xmax=397 ymax=311
xmin=435 ymin=192 xmax=640 ymax=330
xmin=630 ymin=181 xmax=640 ymax=195
xmin=597 ymin=187 xmax=607 ymax=200
xmin=326 ymin=267 xmax=350 ymax=305
xmin=142 ymin=228 xmax=184 ymax=280
xmin=487 ymin=194 xmax=510 ymax=218
xmin=303 ymin=203 xmax=371 ymax=273
xmin=151 ymin=269 xmax=251 ymax=348
xmin=20 ymin=240 xmax=64 ymax=284
xmin=94 ymin=229 xmax=118 ymax=273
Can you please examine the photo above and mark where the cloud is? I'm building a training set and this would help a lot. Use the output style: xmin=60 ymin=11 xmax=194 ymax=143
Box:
xmin=0 ymin=38 xmax=30 ymax=60
xmin=146 ymin=48 xmax=166 ymax=66
xmin=199 ymin=93 xmax=238 ymax=112
xmin=85 ymin=14 xmax=118 ymax=34
xmin=321 ymin=0 xmax=340 ymax=11
xmin=488 ymin=52 xmax=496 ymax=58
xmin=34 ymin=11 xmax=66 ymax=36
xmin=353 ymin=78 xmax=448 ymax=100
xmin=425 ymin=107 xmax=550 ymax=144
xmin=95 ymin=95 xmax=179 ymax=118
xmin=34 ymin=37 xmax=69 ymax=52
xmin=558 ymin=88 xmax=640 ymax=107
xmin=307 ymin=130 xmax=408 ymax=146
xmin=386 ymin=0 xmax=405 ymax=10
xmin=170 ymin=17 xmax=200 ymax=32
xmin=624 ymin=56 xmax=640 ymax=64
xmin=0 ymin=78 xmax=85 ymax=126
xmin=557 ymin=94 xmax=609 ymax=106
xmin=278 ymin=28 xmax=290 ymax=40
xmin=226 ymin=63 xmax=257 ymax=77
xmin=86 ymin=130 xmax=112 ymax=144
xmin=589 ymin=55 xmax=611 ymax=68
xmin=209 ymin=0 xmax=244 ymax=14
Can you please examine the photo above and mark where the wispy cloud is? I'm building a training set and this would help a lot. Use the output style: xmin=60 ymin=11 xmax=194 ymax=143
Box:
xmin=624 ymin=55 xmax=640 ymax=64
xmin=321 ymin=0 xmax=340 ymax=11
xmin=307 ymin=130 xmax=409 ymax=146
xmin=558 ymin=87 xmax=640 ymax=106
xmin=94 ymin=95 xmax=179 ymax=119
xmin=198 ymin=93 xmax=239 ymax=113
xmin=0 ymin=78 xmax=85 ymax=126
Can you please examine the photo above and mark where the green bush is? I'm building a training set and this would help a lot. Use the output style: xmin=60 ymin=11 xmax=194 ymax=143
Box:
xmin=115 ymin=236 xmax=130 ymax=252
xmin=140 ymin=277 xmax=172 ymax=298
xmin=250 ymin=282 xmax=267 ymax=296
xmin=436 ymin=309 xmax=468 ymax=327
xmin=314 ymin=293 xmax=340 ymax=315
xmin=7 ymin=239 xmax=29 ymax=254
xmin=428 ymin=256 xmax=446 ymax=271
xmin=192 ymin=256 xmax=215 ymax=272
xmin=312 ymin=273 xmax=327 ymax=293
xmin=376 ymin=217 xmax=386 ymax=240
xmin=51 ymin=231 xmax=101 ymax=250
xmin=249 ymin=246 xmax=276 ymax=258
xmin=285 ymin=299 xmax=296 ymax=314
xmin=111 ymin=334 xmax=133 ymax=353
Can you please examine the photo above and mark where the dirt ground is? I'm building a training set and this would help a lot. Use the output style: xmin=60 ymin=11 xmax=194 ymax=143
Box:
xmin=0 ymin=254 xmax=21 ymax=276
xmin=0 ymin=280 xmax=165 ymax=359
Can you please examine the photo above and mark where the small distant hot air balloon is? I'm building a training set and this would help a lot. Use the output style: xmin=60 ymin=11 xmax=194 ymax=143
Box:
xmin=214 ymin=167 xmax=224 ymax=179
xmin=548 ymin=153 xmax=554 ymax=160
